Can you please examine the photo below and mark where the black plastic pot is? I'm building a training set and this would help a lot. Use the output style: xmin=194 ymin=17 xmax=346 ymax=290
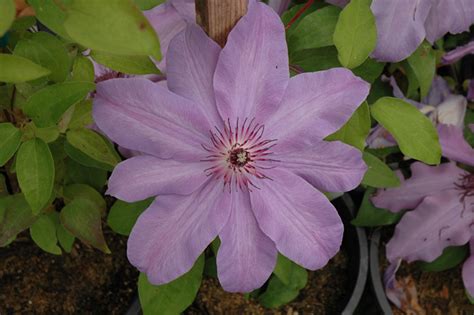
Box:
xmin=369 ymin=229 xmax=393 ymax=314
xmin=125 ymin=194 xmax=369 ymax=314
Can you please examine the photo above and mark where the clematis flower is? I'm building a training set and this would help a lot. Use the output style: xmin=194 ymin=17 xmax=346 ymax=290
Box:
xmin=366 ymin=76 xmax=474 ymax=165
xmin=93 ymin=2 xmax=369 ymax=292
xmin=370 ymin=0 xmax=474 ymax=62
xmin=372 ymin=160 xmax=474 ymax=300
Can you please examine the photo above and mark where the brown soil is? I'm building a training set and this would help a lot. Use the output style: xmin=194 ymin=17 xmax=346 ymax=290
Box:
xmin=186 ymin=249 xmax=351 ymax=315
xmin=0 ymin=230 xmax=138 ymax=315
xmin=378 ymin=229 xmax=473 ymax=315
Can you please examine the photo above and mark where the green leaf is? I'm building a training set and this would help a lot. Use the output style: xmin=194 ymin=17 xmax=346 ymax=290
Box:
xmin=290 ymin=46 xmax=341 ymax=72
xmin=352 ymin=58 xmax=385 ymax=84
xmin=0 ymin=123 xmax=21 ymax=166
xmin=64 ymin=0 xmax=161 ymax=59
xmin=367 ymin=77 xmax=392 ymax=104
xmin=14 ymin=32 xmax=72 ymax=82
xmin=22 ymin=123 xmax=60 ymax=143
xmin=60 ymin=198 xmax=110 ymax=253
xmin=0 ymin=0 xmax=15 ymax=36
xmin=30 ymin=214 xmax=62 ymax=255
xmin=68 ymin=100 xmax=93 ymax=130
xmin=91 ymin=51 xmax=160 ymax=75
xmin=64 ymin=158 xmax=107 ymax=191
xmin=63 ymin=184 xmax=106 ymax=215
xmin=326 ymin=102 xmax=370 ymax=150
xmin=0 ymin=84 xmax=13 ymax=110
xmin=16 ymin=138 xmax=55 ymax=214
xmin=133 ymin=0 xmax=164 ymax=10
xmin=139 ymin=255 xmax=204 ymax=315
xmin=365 ymin=145 xmax=400 ymax=159
xmin=361 ymin=151 xmax=400 ymax=188
xmin=258 ymin=276 xmax=300 ymax=308
xmin=10 ymin=15 xmax=36 ymax=32
xmin=406 ymin=41 xmax=436 ymax=99
xmin=107 ymin=198 xmax=153 ymax=236
xmin=22 ymin=81 xmax=95 ymax=128
xmin=288 ymin=6 xmax=341 ymax=54
xmin=370 ymin=97 xmax=441 ymax=165
xmin=351 ymin=187 xmax=403 ymax=227
xmin=0 ymin=174 xmax=7 ymax=197
xmin=419 ymin=246 xmax=468 ymax=272
xmin=273 ymin=254 xmax=308 ymax=289
xmin=66 ymin=128 xmax=121 ymax=169
xmin=282 ymin=2 xmax=322 ymax=29
xmin=0 ymin=54 xmax=51 ymax=83
xmin=70 ymin=56 xmax=95 ymax=83
xmin=259 ymin=254 xmax=308 ymax=308
xmin=333 ymin=0 xmax=376 ymax=69
xmin=64 ymin=140 xmax=113 ymax=171
xmin=0 ymin=194 xmax=37 ymax=245
xmin=28 ymin=0 xmax=71 ymax=39
xmin=57 ymin=221 xmax=75 ymax=252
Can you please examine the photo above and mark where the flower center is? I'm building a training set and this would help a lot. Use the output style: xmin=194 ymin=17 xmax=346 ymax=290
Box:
xmin=201 ymin=118 xmax=278 ymax=191
xmin=229 ymin=147 xmax=250 ymax=167
xmin=455 ymin=172 xmax=474 ymax=202
xmin=95 ymin=70 xmax=127 ymax=83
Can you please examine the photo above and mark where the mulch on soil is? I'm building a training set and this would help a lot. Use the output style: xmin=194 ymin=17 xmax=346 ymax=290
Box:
xmin=0 ymin=230 xmax=138 ymax=315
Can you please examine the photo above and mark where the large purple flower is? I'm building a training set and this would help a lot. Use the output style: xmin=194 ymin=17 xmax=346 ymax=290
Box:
xmin=371 ymin=0 xmax=474 ymax=62
xmin=372 ymin=161 xmax=474 ymax=299
xmin=93 ymin=2 xmax=368 ymax=292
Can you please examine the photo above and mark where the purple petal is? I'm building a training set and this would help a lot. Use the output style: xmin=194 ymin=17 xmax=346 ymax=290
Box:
xmin=384 ymin=260 xmax=403 ymax=309
xmin=267 ymin=0 xmax=291 ymax=15
xmin=107 ymin=155 xmax=207 ymax=202
xmin=266 ymin=69 xmax=370 ymax=143
xmin=438 ymin=124 xmax=474 ymax=166
xmin=463 ymin=239 xmax=474 ymax=297
xmin=435 ymin=95 xmax=467 ymax=128
xmin=366 ymin=125 xmax=397 ymax=149
xmin=217 ymin=188 xmax=277 ymax=292
xmin=93 ymin=78 xmax=210 ymax=161
xmin=470 ymin=124 xmax=474 ymax=133
xmin=441 ymin=40 xmax=474 ymax=65
xmin=167 ymin=25 xmax=223 ymax=126
xmin=372 ymin=162 xmax=467 ymax=212
xmin=250 ymin=168 xmax=343 ymax=270
xmin=325 ymin=0 xmax=349 ymax=7
xmin=276 ymin=139 xmax=367 ymax=192
xmin=370 ymin=0 xmax=432 ymax=62
xmin=213 ymin=1 xmax=289 ymax=122
xmin=422 ymin=75 xmax=451 ymax=106
xmin=425 ymin=1 xmax=474 ymax=43
xmin=127 ymin=180 xmax=231 ymax=284
xmin=383 ymin=75 xmax=424 ymax=108
xmin=144 ymin=2 xmax=188 ymax=71
xmin=169 ymin=0 xmax=195 ymax=22
xmin=386 ymin=191 xmax=473 ymax=263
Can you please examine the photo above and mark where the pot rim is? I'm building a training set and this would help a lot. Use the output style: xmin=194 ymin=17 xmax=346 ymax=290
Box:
xmin=369 ymin=229 xmax=393 ymax=315
xmin=341 ymin=194 xmax=369 ymax=314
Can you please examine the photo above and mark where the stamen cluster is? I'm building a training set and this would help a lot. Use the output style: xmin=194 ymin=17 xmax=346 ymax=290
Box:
xmin=201 ymin=118 xmax=278 ymax=191
xmin=456 ymin=173 xmax=474 ymax=203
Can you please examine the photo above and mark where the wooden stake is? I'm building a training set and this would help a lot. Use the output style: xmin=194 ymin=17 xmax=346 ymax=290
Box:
xmin=195 ymin=0 xmax=248 ymax=47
